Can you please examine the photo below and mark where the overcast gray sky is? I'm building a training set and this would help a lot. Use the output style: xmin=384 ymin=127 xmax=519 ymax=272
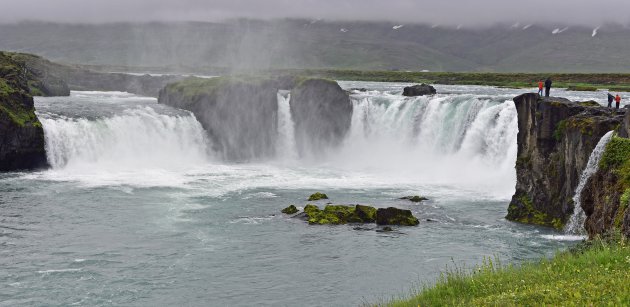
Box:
xmin=2 ymin=0 xmax=630 ymax=26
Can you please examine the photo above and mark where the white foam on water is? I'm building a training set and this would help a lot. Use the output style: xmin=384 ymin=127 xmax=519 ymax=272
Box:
xmin=541 ymin=234 xmax=586 ymax=241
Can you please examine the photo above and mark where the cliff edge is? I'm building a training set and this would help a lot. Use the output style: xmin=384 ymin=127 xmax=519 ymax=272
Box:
xmin=507 ymin=93 xmax=625 ymax=229
xmin=0 ymin=53 xmax=48 ymax=171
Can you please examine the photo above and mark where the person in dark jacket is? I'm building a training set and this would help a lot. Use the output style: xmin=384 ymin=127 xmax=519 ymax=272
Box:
xmin=607 ymin=93 xmax=614 ymax=107
xmin=544 ymin=78 xmax=552 ymax=97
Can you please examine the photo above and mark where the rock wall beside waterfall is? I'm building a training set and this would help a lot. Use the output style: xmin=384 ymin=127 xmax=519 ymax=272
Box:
xmin=507 ymin=93 xmax=625 ymax=229
xmin=0 ymin=53 xmax=48 ymax=171
xmin=580 ymin=134 xmax=630 ymax=238
xmin=158 ymin=76 xmax=352 ymax=161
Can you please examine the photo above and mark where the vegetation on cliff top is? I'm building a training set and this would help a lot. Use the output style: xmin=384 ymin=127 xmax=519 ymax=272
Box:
xmin=380 ymin=235 xmax=630 ymax=306
xmin=277 ymin=69 xmax=630 ymax=91
xmin=600 ymin=135 xmax=630 ymax=229
xmin=0 ymin=53 xmax=41 ymax=127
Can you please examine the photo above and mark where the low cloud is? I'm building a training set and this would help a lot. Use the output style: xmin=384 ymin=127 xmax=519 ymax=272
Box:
xmin=2 ymin=0 xmax=630 ymax=26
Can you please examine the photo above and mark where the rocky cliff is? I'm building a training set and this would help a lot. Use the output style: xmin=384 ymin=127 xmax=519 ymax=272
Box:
xmin=0 ymin=53 xmax=48 ymax=171
xmin=158 ymin=76 xmax=351 ymax=161
xmin=5 ymin=51 xmax=181 ymax=97
xmin=507 ymin=93 xmax=625 ymax=229
xmin=580 ymin=131 xmax=630 ymax=237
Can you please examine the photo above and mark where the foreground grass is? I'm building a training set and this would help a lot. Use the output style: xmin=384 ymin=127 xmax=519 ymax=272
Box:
xmin=380 ymin=237 xmax=630 ymax=306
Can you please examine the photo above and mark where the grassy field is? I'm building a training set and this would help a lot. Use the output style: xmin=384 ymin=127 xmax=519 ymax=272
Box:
xmin=377 ymin=235 xmax=630 ymax=306
xmin=272 ymin=69 xmax=630 ymax=92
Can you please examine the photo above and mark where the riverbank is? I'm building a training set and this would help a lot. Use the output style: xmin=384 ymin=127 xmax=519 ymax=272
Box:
xmin=289 ymin=70 xmax=630 ymax=92
xmin=76 ymin=63 xmax=630 ymax=92
xmin=380 ymin=235 xmax=630 ymax=306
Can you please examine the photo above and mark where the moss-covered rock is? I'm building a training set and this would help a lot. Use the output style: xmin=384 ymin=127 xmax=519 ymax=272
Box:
xmin=400 ymin=195 xmax=429 ymax=202
xmin=308 ymin=192 xmax=329 ymax=201
xmin=291 ymin=204 xmax=385 ymax=225
xmin=376 ymin=207 xmax=420 ymax=226
xmin=354 ymin=204 xmax=377 ymax=222
xmin=508 ymin=93 xmax=624 ymax=230
xmin=0 ymin=52 xmax=48 ymax=171
xmin=281 ymin=205 xmax=299 ymax=214
xmin=506 ymin=194 xmax=564 ymax=229
xmin=581 ymin=136 xmax=630 ymax=237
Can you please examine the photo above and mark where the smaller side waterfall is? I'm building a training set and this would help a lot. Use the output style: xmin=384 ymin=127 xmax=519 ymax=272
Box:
xmin=565 ymin=130 xmax=615 ymax=234
xmin=276 ymin=90 xmax=297 ymax=161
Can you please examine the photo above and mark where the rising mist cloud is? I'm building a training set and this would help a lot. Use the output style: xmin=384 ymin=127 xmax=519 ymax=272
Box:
xmin=2 ymin=0 xmax=630 ymax=26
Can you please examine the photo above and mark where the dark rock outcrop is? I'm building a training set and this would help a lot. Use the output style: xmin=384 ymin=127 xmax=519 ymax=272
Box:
xmin=288 ymin=204 xmax=418 ymax=226
xmin=402 ymin=84 xmax=436 ymax=96
xmin=159 ymin=76 xmax=352 ymax=161
xmin=6 ymin=52 xmax=70 ymax=96
xmin=507 ymin=93 xmax=625 ymax=229
xmin=0 ymin=53 xmax=48 ymax=171
xmin=159 ymin=77 xmax=282 ymax=161
xmin=580 ymin=136 xmax=630 ymax=238
xmin=6 ymin=52 xmax=181 ymax=97
xmin=400 ymin=196 xmax=428 ymax=202
xmin=290 ymin=78 xmax=352 ymax=157
xmin=376 ymin=207 xmax=420 ymax=226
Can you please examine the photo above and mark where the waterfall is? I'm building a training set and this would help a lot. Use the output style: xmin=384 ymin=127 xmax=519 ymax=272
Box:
xmin=331 ymin=93 xmax=518 ymax=197
xmin=40 ymin=106 xmax=210 ymax=171
xmin=564 ymin=130 xmax=615 ymax=235
xmin=276 ymin=90 xmax=297 ymax=161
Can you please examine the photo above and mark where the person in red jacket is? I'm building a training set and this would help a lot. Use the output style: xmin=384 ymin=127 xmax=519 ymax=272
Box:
xmin=537 ymin=80 xmax=544 ymax=96
xmin=615 ymin=94 xmax=621 ymax=109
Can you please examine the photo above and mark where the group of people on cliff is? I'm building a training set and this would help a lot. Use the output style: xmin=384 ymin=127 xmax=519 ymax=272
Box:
xmin=607 ymin=92 xmax=622 ymax=109
xmin=537 ymin=78 xmax=622 ymax=109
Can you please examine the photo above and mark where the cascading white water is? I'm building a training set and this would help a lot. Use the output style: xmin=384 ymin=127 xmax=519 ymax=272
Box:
xmin=40 ymin=106 xmax=210 ymax=171
xmin=330 ymin=93 xmax=518 ymax=197
xmin=276 ymin=90 xmax=297 ymax=161
xmin=564 ymin=130 xmax=615 ymax=235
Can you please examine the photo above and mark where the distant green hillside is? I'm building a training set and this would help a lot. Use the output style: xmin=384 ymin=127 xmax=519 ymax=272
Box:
xmin=2 ymin=20 xmax=630 ymax=73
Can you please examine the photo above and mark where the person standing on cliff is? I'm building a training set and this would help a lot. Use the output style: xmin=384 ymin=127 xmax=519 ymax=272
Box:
xmin=615 ymin=94 xmax=621 ymax=109
xmin=538 ymin=80 xmax=544 ymax=96
xmin=607 ymin=93 xmax=615 ymax=108
xmin=544 ymin=78 xmax=552 ymax=97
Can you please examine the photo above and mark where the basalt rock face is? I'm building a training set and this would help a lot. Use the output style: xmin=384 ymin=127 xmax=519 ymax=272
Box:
xmin=159 ymin=77 xmax=281 ymax=161
xmin=402 ymin=84 xmax=436 ymax=97
xmin=4 ymin=52 xmax=69 ymax=96
xmin=5 ymin=51 xmax=181 ymax=97
xmin=0 ymin=53 xmax=48 ymax=171
xmin=580 ymin=135 xmax=630 ymax=238
xmin=159 ymin=76 xmax=352 ymax=161
xmin=290 ymin=79 xmax=352 ymax=157
xmin=507 ymin=93 xmax=625 ymax=229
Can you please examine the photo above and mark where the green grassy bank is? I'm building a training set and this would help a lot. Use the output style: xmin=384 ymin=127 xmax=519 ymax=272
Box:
xmin=378 ymin=236 xmax=630 ymax=306
xmin=276 ymin=69 xmax=630 ymax=92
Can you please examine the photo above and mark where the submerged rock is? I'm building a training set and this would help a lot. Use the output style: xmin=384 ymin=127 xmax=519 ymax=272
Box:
xmin=308 ymin=192 xmax=329 ymax=201
xmin=376 ymin=207 xmax=420 ymax=226
xmin=281 ymin=205 xmax=299 ymax=214
xmin=402 ymin=84 xmax=436 ymax=97
xmin=400 ymin=196 xmax=428 ymax=202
